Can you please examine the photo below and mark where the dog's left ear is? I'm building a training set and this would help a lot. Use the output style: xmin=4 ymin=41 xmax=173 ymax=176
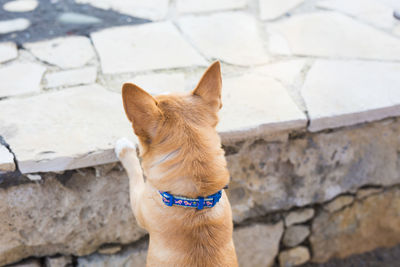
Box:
xmin=192 ymin=61 xmax=222 ymax=110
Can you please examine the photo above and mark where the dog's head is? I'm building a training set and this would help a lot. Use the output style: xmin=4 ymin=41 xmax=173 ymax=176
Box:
xmin=122 ymin=62 xmax=229 ymax=196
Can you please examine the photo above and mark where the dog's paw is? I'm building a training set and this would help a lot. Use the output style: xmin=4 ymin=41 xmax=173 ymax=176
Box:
xmin=115 ymin=137 xmax=135 ymax=159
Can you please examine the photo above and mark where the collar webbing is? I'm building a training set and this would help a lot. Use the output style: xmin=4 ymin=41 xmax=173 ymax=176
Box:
xmin=159 ymin=190 xmax=223 ymax=210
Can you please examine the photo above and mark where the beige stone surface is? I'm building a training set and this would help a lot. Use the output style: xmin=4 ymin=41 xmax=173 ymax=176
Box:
xmin=283 ymin=225 xmax=310 ymax=247
xmin=0 ymin=42 xmax=18 ymax=63
xmin=44 ymin=67 xmax=97 ymax=88
xmin=0 ymin=18 xmax=30 ymax=34
xmin=179 ymin=12 xmax=270 ymax=66
xmin=218 ymin=73 xmax=307 ymax=140
xmin=98 ymin=245 xmax=122 ymax=255
xmin=0 ymin=84 xmax=135 ymax=174
xmin=9 ymin=259 xmax=41 ymax=267
xmin=3 ymin=0 xmax=38 ymax=12
xmin=24 ymin=36 xmax=95 ymax=69
xmin=268 ymin=12 xmax=400 ymax=60
xmin=0 ymin=62 xmax=46 ymax=98
xmin=91 ymin=22 xmax=206 ymax=74
xmin=75 ymin=0 xmax=169 ymax=20
xmin=279 ymin=246 xmax=310 ymax=267
xmin=302 ymin=60 xmax=400 ymax=132
xmin=285 ymin=208 xmax=314 ymax=227
xmin=356 ymin=188 xmax=383 ymax=199
xmin=324 ymin=195 xmax=354 ymax=213
xmin=45 ymin=255 xmax=72 ymax=267
xmin=310 ymin=188 xmax=400 ymax=263
xmin=317 ymin=0 xmax=395 ymax=29
xmin=226 ymin=118 xmax=400 ymax=221
xmin=177 ymin=0 xmax=247 ymax=14
xmin=0 ymin=145 xmax=15 ymax=172
xmin=259 ymin=0 xmax=304 ymax=20
xmin=234 ymin=222 xmax=284 ymax=267
xmin=0 ymin=169 xmax=146 ymax=266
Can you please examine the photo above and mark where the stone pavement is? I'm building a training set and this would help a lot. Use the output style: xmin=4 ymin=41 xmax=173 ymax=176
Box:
xmin=1 ymin=0 xmax=400 ymax=175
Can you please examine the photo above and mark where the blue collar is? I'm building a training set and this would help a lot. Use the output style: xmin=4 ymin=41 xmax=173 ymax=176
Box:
xmin=159 ymin=190 xmax=223 ymax=210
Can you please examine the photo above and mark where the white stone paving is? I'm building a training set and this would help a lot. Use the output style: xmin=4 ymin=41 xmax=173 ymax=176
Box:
xmin=302 ymin=60 xmax=400 ymax=132
xmin=268 ymin=12 xmax=400 ymax=61
xmin=128 ymin=73 xmax=185 ymax=95
xmin=0 ymin=62 xmax=46 ymax=98
xmin=317 ymin=0 xmax=396 ymax=29
xmin=0 ymin=144 xmax=15 ymax=172
xmin=259 ymin=0 xmax=304 ymax=20
xmin=0 ymin=18 xmax=30 ymax=34
xmin=24 ymin=36 xmax=95 ymax=69
xmin=177 ymin=0 xmax=247 ymax=14
xmin=91 ymin=22 xmax=207 ymax=74
xmin=44 ymin=67 xmax=97 ymax=88
xmin=3 ymin=0 xmax=38 ymax=12
xmin=75 ymin=0 xmax=169 ymax=20
xmin=0 ymin=42 xmax=18 ymax=63
xmin=218 ymin=73 xmax=307 ymax=140
xmin=0 ymin=85 xmax=136 ymax=174
xmin=253 ymin=59 xmax=306 ymax=86
xmin=179 ymin=12 xmax=270 ymax=66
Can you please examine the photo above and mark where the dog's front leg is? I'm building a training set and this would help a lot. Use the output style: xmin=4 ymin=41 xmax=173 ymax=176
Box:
xmin=115 ymin=138 xmax=145 ymax=226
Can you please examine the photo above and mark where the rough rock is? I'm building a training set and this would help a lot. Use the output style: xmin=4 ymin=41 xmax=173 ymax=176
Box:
xmin=310 ymin=188 xmax=400 ymax=263
xmin=285 ymin=208 xmax=314 ymax=227
xmin=226 ymin=118 xmax=400 ymax=222
xmin=9 ymin=258 xmax=41 ymax=267
xmin=178 ymin=12 xmax=270 ymax=66
xmin=356 ymin=188 xmax=383 ymax=199
xmin=0 ymin=18 xmax=30 ymax=34
xmin=324 ymin=195 xmax=354 ymax=213
xmin=218 ymin=73 xmax=307 ymax=141
xmin=0 ymin=168 xmax=146 ymax=266
xmin=234 ymin=222 xmax=284 ymax=267
xmin=0 ymin=42 xmax=18 ymax=63
xmin=177 ymin=0 xmax=247 ymax=14
xmin=98 ymin=244 xmax=122 ymax=255
xmin=279 ymin=246 xmax=310 ymax=267
xmin=302 ymin=60 xmax=400 ymax=132
xmin=0 ymin=62 xmax=46 ymax=98
xmin=317 ymin=0 xmax=395 ymax=29
xmin=0 ymin=84 xmax=135 ymax=174
xmin=24 ymin=36 xmax=95 ymax=69
xmin=0 ymin=145 xmax=15 ymax=172
xmin=75 ymin=0 xmax=169 ymax=20
xmin=44 ymin=67 xmax=97 ymax=88
xmin=268 ymin=12 xmax=400 ymax=60
xmin=91 ymin=22 xmax=206 ymax=74
xmin=283 ymin=225 xmax=310 ymax=247
xmin=259 ymin=0 xmax=304 ymax=20
xmin=3 ymin=0 xmax=38 ymax=12
xmin=58 ymin=12 xmax=101 ymax=25
xmin=45 ymin=255 xmax=72 ymax=267
xmin=77 ymin=241 xmax=148 ymax=267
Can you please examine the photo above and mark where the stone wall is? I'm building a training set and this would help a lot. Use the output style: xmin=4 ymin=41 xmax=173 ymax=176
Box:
xmin=2 ymin=117 xmax=400 ymax=267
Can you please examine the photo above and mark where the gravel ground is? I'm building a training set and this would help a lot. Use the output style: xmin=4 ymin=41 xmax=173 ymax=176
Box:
xmin=0 ymin=0 xmax=149 ymax=44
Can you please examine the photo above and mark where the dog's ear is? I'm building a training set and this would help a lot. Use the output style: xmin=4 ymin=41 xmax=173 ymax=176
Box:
xmin=122 ymin=83 xmax=162 ymax=141
xmin=192 ymin=61 xmax=222 ymax=110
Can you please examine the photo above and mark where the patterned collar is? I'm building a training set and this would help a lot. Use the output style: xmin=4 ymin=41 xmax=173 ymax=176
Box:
xmin=159 ymin=188 xmax=225 ymax=210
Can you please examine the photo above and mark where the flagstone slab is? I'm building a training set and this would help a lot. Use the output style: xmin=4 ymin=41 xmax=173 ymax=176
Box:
xmin=0 ymin=84 xmax=135 ymax=174
xmin=44 ymin=67 xmax=97 ymax=88
xmin=0 ymin=145 xmax=15 ymax=172
xmin=24 ymin=36 xmax=95 ymax=69
xmin=178 ymin=12 xmax=270 ymax=66
xmin=268 ymin=12 xmax=400 ymax=61
xmin=253 ymin=59 xmax=306 ymax=85
xmin=177 ymin=0 xmax=247 ymax=14
xmin=302 ymin=60 xmax=400 ymax=132
xmin=317 ymin=0 xmax=395 ymax=29
xmin=75 ymin=0 xmax=169 ymax=20
xmin=3 ymin=0 xmax=38 ymax=12
xmin=0 ymin=42 xmax=18 ymax=63
xmin=91 ymin=22 xmax=207 ymax=74
xmin=259 ymin=0 xmax=304 ymax=20
xmin=0 ymin=62 xmax=46 ymax=98
xmin=218 ymin=73 xmax=307 ymax=140
xmin=0 ymin=18 xmax=30 ymax=34
xmin=129 ymin=73 xmax=185 ymax=95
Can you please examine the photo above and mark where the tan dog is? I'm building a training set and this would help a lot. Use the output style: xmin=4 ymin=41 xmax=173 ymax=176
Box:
xmin=115 ymin=61 xmax=238 ymax=267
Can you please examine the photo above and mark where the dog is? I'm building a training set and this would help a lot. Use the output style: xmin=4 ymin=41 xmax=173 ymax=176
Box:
xmin=115 ymin=61 xmax=238 ymax=267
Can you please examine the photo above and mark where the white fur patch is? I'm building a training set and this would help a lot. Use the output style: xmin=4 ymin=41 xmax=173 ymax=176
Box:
xmin=115 ymin=137 xmax=135 ymax=159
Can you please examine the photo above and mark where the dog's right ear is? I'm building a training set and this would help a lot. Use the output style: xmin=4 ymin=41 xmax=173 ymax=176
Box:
xmin=122 ymin=83 xmax=162 ymax=141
